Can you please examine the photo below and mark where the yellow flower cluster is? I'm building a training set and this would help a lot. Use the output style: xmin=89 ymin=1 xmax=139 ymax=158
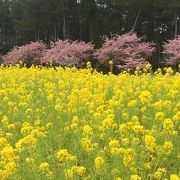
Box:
xmin=0 ymin=64 xmax=179 ymax=179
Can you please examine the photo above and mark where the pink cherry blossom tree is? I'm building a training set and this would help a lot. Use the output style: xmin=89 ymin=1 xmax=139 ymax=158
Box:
xmin=163 ymin=36 xmax=180 ymax=66
xmin=3 ymin=41 xmax=46 ymax=66
xmin=95 ymin=33 xmax=155 ymax=70
xmin=41 ymin=40 xmax=94 ymax=68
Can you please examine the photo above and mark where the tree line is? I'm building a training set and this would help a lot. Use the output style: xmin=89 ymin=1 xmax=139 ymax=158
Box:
xmin=0 ymin=0 xmax=180 ymax=64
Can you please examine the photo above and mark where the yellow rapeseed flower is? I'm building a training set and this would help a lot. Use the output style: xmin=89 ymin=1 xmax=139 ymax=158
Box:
xmin=95 ymin=156 xmax=105 ymax=169
xmin=39 ymin=162 xmax=49 ymax=171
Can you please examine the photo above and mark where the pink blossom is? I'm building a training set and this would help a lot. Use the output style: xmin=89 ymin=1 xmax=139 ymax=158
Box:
xmin=163 ymin=36 xmax=180 ymax=65
xmin=95 ymin=33 xmax=155 ymax=69
xmin=4 ymin=41 xmax=46 ymax=66
xmin=41 ymin=40 xmax=94 ymax=68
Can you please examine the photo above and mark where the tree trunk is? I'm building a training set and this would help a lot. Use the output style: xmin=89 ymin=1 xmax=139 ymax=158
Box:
xmin=174 ymin=8 xmax=178 ymax=36
xmin=54 ymin=23 xmax=57 ymax=40
xmin=132 ymin=7 xmax=142 ymax=32
xmin=63 ymin=0 xmax=66 ymax=40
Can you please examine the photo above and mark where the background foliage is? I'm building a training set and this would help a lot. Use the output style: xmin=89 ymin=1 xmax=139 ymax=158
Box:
xmin=0 ymin=0 xmax=180 ymax=67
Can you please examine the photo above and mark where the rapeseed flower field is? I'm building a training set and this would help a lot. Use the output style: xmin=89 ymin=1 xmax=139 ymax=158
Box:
xmin=0 ymin=64 xmax=179 ymax=180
